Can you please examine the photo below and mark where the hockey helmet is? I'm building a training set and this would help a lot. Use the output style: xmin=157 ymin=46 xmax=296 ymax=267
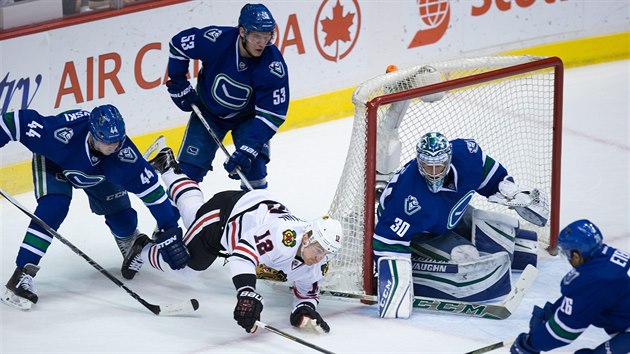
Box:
xmin=558 ymin=219 xmax=604 ymax=260
xmin=238 ymin=3 xmax=275 ymax=34
xmin=89 ymin=104 xmax=126 ymax=145
xmin=416 ymin=132 xmax=452 ymax=193
xmin=306 ymin=216 xmax=343 ymax=255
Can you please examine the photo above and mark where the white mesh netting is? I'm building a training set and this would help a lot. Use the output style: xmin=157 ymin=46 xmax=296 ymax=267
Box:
xmin=324 ymin=56 xmax=561 ymax=294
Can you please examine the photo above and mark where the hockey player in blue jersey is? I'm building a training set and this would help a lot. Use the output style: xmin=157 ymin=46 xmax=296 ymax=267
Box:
xmin=166 ymin=3 xmax=289 ymax=189
xmin=511 ymin=219 xmax=630 ymax=354
xmin=373 ymin=132 xmax=549 ymax=312
xmin=0 ymin=105 xmax=190 ymax=310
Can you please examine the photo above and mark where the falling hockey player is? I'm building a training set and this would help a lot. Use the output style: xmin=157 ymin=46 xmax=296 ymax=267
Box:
xmin=373 ymin=131 xmax=549 ymax=318
xmin=122 ymin=146 xmax=343 ymax=334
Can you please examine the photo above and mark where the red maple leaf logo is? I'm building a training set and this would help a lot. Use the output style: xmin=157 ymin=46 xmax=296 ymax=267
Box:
xmin=320 ymin=1 xmax=355 ymax=47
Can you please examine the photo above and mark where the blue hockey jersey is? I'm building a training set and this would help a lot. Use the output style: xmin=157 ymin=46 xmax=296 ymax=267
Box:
xmin=0 ymin=109 xmax=178 ymax=230
xmin=373 ymin=139 xmax=509 ymax=261
xmin=168 ymin=26 xmax=289 ymax=151
xmin=530 ymin=245 xmax=630 ymax=351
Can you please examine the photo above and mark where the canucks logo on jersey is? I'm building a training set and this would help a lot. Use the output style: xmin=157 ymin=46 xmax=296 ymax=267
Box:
xmin=404 ymin=195 xmax=421 ymax=215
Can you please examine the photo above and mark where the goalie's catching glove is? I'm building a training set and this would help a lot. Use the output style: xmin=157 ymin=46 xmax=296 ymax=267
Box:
xmin=488 ymin=179 xmax=549 ymax=227
xmin=155 ymin=227 xmax=190 ymax=270
xmin=224 ymin=145 xmax=258 ymax=178
xmin=234 ymin=289 xmax=263 ymax=333
xmin=290 ymin=302 xmax=330 ymax=333
xmin=166 ymin=80 xmax=199 ymax=112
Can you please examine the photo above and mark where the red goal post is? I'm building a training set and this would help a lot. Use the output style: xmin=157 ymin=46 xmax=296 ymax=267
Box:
xmin=324 ymin=56 xmax=563 ymax=296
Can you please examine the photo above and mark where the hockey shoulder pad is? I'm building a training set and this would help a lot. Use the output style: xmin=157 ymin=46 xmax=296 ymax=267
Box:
xmin=377 ymin=257 xmax=413 ymax=319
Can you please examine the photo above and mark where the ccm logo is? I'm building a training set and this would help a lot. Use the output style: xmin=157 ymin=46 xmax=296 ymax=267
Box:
xmin=472 ymin=0 xmax=566 ymax=16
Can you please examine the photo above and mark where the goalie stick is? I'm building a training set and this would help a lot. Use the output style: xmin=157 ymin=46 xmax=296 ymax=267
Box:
xmin=255 ymin=321 xmax=335 ymax=354
xmin=464 ymin=339 xmax=514 ymax=354
xmin=190 ymin=103 xmax=253 ymax=191
xmin=0 ymin=188 xmax=199 ymax=316
xmin=321 ymin=264 xmax=538 ymax=320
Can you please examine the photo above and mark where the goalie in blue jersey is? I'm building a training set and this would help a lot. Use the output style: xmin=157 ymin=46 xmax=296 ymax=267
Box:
xmin=166 ymin=3 xmax=289 ymax=189
xmin=0 ymin=105 xmax=189 ymax=310
xmin=373 ymin=132 xmax=549 ymax=317
xmin=511 ymin=219 xmax=630 ymax=354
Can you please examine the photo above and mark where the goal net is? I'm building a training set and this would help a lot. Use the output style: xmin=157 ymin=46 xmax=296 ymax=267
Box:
xmin=324 ymin=56 xmax=563 ymax=295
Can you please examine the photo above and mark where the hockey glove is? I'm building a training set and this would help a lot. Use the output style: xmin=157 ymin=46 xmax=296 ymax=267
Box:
xmin=166 ymin=80 xmax=199 ymax=112
xmin=234 ymin=289 xmax=263 ymax=333
xmin=289 ymin=302 xmax=330 ymax=333
xmin=510 ymin=333 xmax=540 ymax=354
xmin=155 ymin=227 xmax=190 ymax=270
xmin=223 ymin=145 xmax=258 ymax=178
xmin=529 ymin=301 xmax=554 ymax=331
xmin=488 ymin=179 xmax=549 ymax=227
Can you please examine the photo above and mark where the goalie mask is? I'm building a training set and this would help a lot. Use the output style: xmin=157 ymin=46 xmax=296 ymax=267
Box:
xmin=305 ymin=216 xmax=343 ymax=255
xmin=558 ymin=219 xmax=604 ymax=261
xmin=416 ymin=132 xmax=452 ymax=193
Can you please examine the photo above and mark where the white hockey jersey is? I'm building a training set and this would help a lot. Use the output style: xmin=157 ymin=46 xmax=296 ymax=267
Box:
xmin=220 ymin=190 xmax=329 ymax=309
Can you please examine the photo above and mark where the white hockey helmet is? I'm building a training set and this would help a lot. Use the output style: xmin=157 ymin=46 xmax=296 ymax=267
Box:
xmin=307 ymin=216 xmax=343 ymax=254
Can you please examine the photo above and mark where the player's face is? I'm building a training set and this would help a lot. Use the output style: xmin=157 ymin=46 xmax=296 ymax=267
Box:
xmin=420 ymin=161 xmax=446 ymax=178
xmin=92 ymin=137 xmax=124 ymax=156
xmin=302 ymin=240 xmax=329 ymax=265
xmin=241 ymin=30 xmax=272 ymax=57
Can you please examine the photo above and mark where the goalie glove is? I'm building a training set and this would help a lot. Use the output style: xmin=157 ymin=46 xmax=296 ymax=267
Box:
xmin=488 ymin=180 xmax=549 ymax=227
xmin=290 ymin=302 xmax=330 ymax=334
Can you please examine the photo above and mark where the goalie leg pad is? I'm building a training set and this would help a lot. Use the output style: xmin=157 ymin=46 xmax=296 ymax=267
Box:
xmin=512 ymin=229 xmax=538 ymax=271
xmin=378 ymin=257 xmax=413 ymax=319
xmin=411 ymin=232 xmax=479 ymax=262
xmin=472 ymin=209 xmax=518 ymax=260
xmin=411 ymin=251 xmax=512 ymax=301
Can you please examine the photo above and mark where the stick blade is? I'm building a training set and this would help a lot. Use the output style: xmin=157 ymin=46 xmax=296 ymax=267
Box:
xmin=142 ymin=135 xmax=167 ymax=160
xmin=502 ymin=264 xmax=539 ymax=314
xmin=157 ymin=298 xmax=200 ymax=316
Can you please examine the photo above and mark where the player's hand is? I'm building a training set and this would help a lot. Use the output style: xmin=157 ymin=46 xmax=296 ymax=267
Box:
xmin=234 ymin=290 xmax=264 ymax=333
xmin=166 ymin=80 xmax=199 ymax=112
xmin=290 ymin=302 xmax=330 ymax=333
xmin=510 ymin=333 xmax=539 ymax=354
xmin=529 ymin=302 xmax=553 ymax=330
xmin=155 ymin=227 xmax=190 ymax=270
xmin=224 ymin=145 xmax=257 ymax=177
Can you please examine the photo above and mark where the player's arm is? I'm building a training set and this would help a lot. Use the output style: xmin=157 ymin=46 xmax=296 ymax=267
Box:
xmin=289 ymin=279 xmax=330 ymax=333
xmin=0 ymin=109 xmax=65 ymax=152
xmin=167 ymin=27 xmax=205 ymax=112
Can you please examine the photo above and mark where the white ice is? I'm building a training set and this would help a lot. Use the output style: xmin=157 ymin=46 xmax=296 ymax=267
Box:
xmin=1 ymin=60 xmax=628 ymax=354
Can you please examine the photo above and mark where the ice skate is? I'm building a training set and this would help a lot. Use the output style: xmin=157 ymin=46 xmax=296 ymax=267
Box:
xmin=148 ymin=147 xmax=182 ymax=174
xmin=121 ymin=234 xmax=151 ymax=280
xmin=1 ymin=263 xmax=40 ymax=310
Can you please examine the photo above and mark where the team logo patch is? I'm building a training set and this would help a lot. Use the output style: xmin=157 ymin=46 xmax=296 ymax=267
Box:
xmin=563 ymin=269 xmax=580 ymax=285
xmin=256 ymin=263 xmax=287 ymax=282
xmin=204 ymin=28 xmax=222 ymax=42
xmin=282 ymin=229 xmax=297 ymax=247
xmin=404 ymin=195 xmax=421 ymax=215
xmin=63 ymin=170 xmax=105 ymax=188
xmin=465 ymin=139 xmax=479 ymax=153
xmin=321 ymin=262 xmax=330 ymax=276
xmin=53 ymin=127 xmax=73 ymax=144
xmin=448 ymin=190 xmax=475 ymax=229
xmin=117 ymin=147 xmax=137 ymax=163
xmin=269 ymin=61 xmax=285 ymax=78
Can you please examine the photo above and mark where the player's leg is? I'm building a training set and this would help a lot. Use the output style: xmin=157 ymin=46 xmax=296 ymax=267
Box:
xmin=2 ymin=154 xmax=72 ymax=310
xmin=177 ymin=113 xmax=229 ymax=182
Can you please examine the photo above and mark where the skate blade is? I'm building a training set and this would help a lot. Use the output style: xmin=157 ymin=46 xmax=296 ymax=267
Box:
xmin=1 ymin=289 xmax=34 ymax=311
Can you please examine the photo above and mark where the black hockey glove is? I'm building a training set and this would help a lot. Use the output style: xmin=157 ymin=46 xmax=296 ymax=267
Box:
xmin=510 ymin=333 xmax=539 ymax=354
xmin=166 ymin=80 xmax=199 ymax=112
xmin=234 ymin=290 xmax=263 ymax=333
xmin=224 ymin=145 xmax=258 ymax=178
xmin=290 ymin=302 xmax=330 ymax=333
xmin=155 ymin=227 xmax=190 ymax=270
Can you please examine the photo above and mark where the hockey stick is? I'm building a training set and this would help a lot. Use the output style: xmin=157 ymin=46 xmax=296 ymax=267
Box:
xmin=0 ymin=188 xmax=199 ymax=316
xmin=255 ymin=321 xmax=335 ymax=354
xmin=321 ymin=264 xmax=538 ymax=320
xmin=464 ymin=339 xmax=514 ymax=354
xmin=190 ymin=103 xmax=254 ymax=191
xmin=142 ymin=135 xmax=167 ymax=160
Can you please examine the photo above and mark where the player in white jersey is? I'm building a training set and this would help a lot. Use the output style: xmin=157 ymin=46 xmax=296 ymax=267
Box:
xmin=123 ymin=147 xmax=343 ymax=333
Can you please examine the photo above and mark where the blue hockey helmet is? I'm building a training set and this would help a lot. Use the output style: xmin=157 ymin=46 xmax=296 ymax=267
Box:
xmin=89 ymin=104 xmax=126 ymax=145
xmin=416 ymin=132 xmax=452 ymax=193
xmin=238 ymin=3 xmax=276 ymax=34
xmin=558 ymin=219 xmax=604 ymax=260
